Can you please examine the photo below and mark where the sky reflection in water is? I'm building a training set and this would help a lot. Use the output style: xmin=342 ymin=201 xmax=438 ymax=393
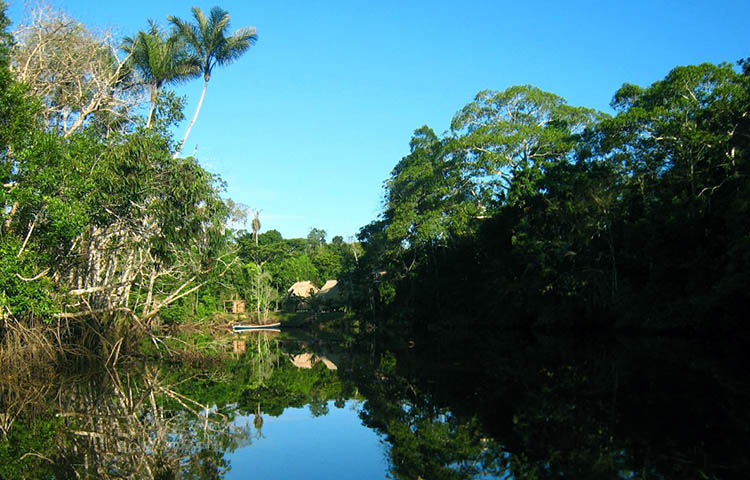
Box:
xmin=226 ymin=400 xmax=388 ymax=479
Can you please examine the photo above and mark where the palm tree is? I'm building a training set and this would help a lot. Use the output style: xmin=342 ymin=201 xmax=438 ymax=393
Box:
xmin=122 ymin=20 xmax=200 ymax=128
xmin=251 ymin=209 xmax=261 ymax=245
xmin=169 ymin=7 xmax=257 ymax=158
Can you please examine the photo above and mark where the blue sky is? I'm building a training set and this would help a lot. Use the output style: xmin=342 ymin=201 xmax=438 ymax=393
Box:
xmin=6 ymin=1 xmax=750 ymax=240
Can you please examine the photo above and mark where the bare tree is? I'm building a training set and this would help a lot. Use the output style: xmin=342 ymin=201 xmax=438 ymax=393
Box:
xmin=12 ymin=5 xmax=140 ymax=136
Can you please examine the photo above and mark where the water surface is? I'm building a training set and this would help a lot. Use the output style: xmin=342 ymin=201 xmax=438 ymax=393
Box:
xmin=1 ymin=327 xmax=748 ymax=479
xmin=226 ymin=400 xmax=387 ymax=479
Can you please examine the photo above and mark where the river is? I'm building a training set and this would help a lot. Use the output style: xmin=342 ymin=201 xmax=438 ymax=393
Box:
xmin=0 ymin=325 xmax=748 ymax=479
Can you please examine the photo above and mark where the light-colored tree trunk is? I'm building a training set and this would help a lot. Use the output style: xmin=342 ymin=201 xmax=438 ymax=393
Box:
xmin=174 ymin=80 xmax=208 ymax=158
xmin=146 ymin=86 xmax=157 ymax=129
xmin=143 ymin=268 xmax=157 ymax=318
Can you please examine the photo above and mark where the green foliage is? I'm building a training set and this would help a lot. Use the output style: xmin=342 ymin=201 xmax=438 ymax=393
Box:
xmin=384 ymin=126 xmax=460 ymax=249
xmin=0 ymin=2 xmax=9 ymax=61
xmin=151 ymin=89 xmax=187 ymax=135
xmin=306 ymin=227 xmax=327 ymax=249
xmin=0 ymin=416 xmax=58 ymax=479
xmin=271 ymin=254 xmax=319 ymax=289
xmin=230 ymin=228 xmax=357 ymax=310
xmin=449 ymin=85 xmax=599 ymax=204
xmin=258 ymin=229 xmax=282 ymax=245
xmin=0 ymin=4 xmax=236 ymax=337
xmin=361 ymin=86 xmax=600 ymax=306
xmin=0 ymin=238 xmax=55 ymax=319
xmin=122 ymin=19 xmax=200 ymax=128
xmin=312 ymin=248 xmax=343 ymax=281
xmin=358 ymin=61 xmax=750 ymax=333
xmin=168 ymin=7 xmax=257 ymax=83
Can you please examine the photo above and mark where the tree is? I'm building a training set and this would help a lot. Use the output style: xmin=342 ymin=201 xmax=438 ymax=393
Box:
xmin=382 ymin=126 xmax=463 ymax=253
xmin=12 ymin=5 xmax=137 ymax=137
xmin=593 ymin=62 xmax=750 ymax=326
xmin=0 ymin=1 xmax=10 ymax=63
xmin=258 ymin=229 xmax=282 ymax=245
xmin=357 ymin=86 xmax=606 ymax=320
xmin=378 ymin=88 xmax=599 ymax=268
xmin=306 ymin=228 xmax=327 ymax=250
xmin=122 ymin=20 xmax=200 ymax=128
xmin=246 ymin=262 xmax=275 ymax=321
xmin=251 ymin=209 xmax=261 ymax=245
xmin=269 ymin=255 xmax=319 ymax=291
xmin=1 ymin=3 xmax=58 ymax=322
xmin=601 ymin=63 xmax=747 ymax=217
xmin=168 ymin=6 xmax=257 ymax=157
xmin=2 ymin=4 xmax=234 ymax=335
xmin=312 ymin=248 xmax=343 ymax=281
xmin=449 ymin=85 xmax=599 ymax=206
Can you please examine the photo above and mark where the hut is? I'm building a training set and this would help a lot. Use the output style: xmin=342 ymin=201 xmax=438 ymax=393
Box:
xmin=319 ymin=280 xmax=337 ymax=294
xmin=287 ymin=281 xmax=318 ymax=298
xmin=318 ymin=280 xmax=342 ymax=310
xmin=290 ymin=353 xmax=338 ymax=370
xmin=285 ymin=281 xmax=319 ymax=311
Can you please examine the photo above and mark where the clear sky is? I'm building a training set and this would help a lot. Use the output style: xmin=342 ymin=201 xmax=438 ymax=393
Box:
xmin=6 ymin=0 xmax=750 ymax=240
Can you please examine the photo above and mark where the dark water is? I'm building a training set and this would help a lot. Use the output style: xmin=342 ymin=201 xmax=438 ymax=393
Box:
xmin=1 ymin=326 xmax=748 ymax=479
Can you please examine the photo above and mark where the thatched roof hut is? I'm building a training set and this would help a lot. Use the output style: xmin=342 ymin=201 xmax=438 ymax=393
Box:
xmin=290 ymin=353 xmax=338 ymax=370
xmin=318 ymin=280 xmax=342 ymax=307
xmin=287 ymin=281 xmax=318 ymax=298
xmin=319 ymin=280 xmax=337 ymax=293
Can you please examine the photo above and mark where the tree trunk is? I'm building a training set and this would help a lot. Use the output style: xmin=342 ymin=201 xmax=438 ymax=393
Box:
xmin=173 ymin=80 xmax=208 ymax=159
xmin=143 ymin=268 xmax=157 ymax=318
xmin=146 ymin=85 xmax=157 ymax=129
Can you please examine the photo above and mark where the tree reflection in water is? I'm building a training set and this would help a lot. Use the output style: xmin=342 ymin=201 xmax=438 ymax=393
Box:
xmin=345 ymin=329 xmax=750 ymax=479
xmin=1 ymin=327 xmax=748 ymax=479
xmin=0 ymin=363 xmax=249 ymax=479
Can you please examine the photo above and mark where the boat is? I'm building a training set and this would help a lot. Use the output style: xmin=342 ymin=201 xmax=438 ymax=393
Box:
xmin=232 ymin=322 xmax=281 ymax=332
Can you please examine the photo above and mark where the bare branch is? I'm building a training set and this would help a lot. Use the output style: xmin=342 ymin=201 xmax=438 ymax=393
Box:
xmin=15 ymin=268 xmax=50 ymax=282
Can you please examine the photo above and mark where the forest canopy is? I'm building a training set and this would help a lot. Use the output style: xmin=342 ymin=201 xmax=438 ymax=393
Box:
xmin=356 ymin=61 xmax=750 ymax=333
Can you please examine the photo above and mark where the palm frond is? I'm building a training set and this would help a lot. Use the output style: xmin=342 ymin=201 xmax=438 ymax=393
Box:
xmin=170 ymin=6 xmax=256 ymax=77
xmin=124 ymin=20 xmax=201 ymax=89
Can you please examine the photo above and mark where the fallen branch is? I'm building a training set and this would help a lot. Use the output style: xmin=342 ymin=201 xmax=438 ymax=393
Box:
xmin=54 ymin=307 xmax=138 ymax=320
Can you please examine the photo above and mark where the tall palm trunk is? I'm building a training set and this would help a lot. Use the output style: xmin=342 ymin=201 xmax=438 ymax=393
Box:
xmin=146 ymin=85 xmax=157 ymax=129
xmin=173 ymin=78 xmax=208 ymax=158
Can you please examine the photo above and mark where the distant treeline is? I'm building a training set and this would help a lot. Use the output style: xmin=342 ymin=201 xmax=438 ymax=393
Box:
xmin=352 ymin=61 xmax=750 ymax=334
xmin=161 ymin=227 xmax=361 ymax=322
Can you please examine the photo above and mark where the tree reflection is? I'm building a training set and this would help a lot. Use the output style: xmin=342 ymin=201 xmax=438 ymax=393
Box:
xmin=252 ymin=404 xmax=264 ymax=439
xmin=0 ymin=364 xmax=249 ymax=479
xmin=244 ymin=330 xmax=281 ymax=388
xmin=237 ymin=343 xmax=353 ymax=418
xmin=5 ymin=327 xmax=742 ymax=479
xmin=342 ymin=329 xmax=750 ymax=479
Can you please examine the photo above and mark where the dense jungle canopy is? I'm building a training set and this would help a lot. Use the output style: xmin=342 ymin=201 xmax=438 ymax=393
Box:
xmin=356 ymin=62 xmax=750 ymax=334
